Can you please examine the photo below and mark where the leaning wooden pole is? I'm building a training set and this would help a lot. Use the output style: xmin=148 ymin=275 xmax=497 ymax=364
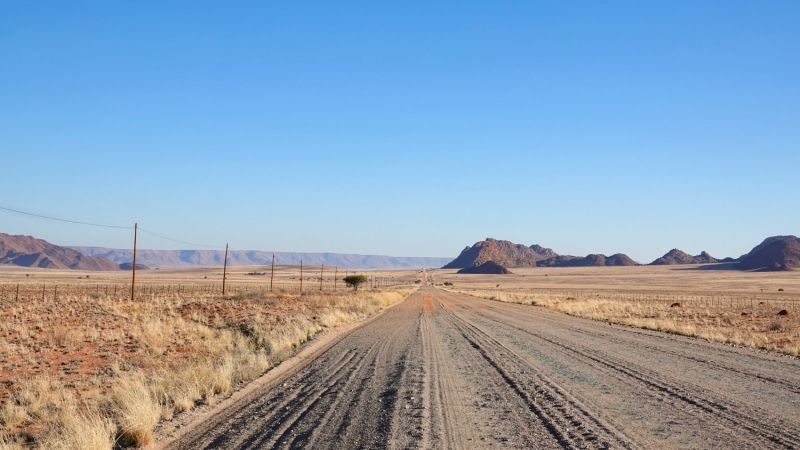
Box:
xmin=131 ymin=223 xmax=138 ymax=301
xmin=222 ymin=243 xmax=229 ymax=295
xmin=270 ymin=253 xmax=275 ymax=291
xmin=334 ymin=267 xmax=337 ymax=291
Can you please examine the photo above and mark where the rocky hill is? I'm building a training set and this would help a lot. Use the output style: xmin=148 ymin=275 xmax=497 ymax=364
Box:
xmin=457 ymin=261 xmax=513 ymax=274
xmin=739 ymin=236 xmax=800 ymax=261
xmin=442 ymin=238 xmax=556 ymax=269
xmin=740 ymin=238 xmax=800 ymax=271
xmin=0 ymin=233 xmax=123 ymax=270
xmin=536 ymin=253 xmax=637 ymax=267
xmin=650 ymin=249 xmax=717 ymax=265
xmin=71 ymin=247 xmax=453 ymax=270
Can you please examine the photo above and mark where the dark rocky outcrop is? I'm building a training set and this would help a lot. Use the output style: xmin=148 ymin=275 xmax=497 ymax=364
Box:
xmin=456 ymin=261 xmax=512 ymax=274
xmin=443 ymin=238 xmax=556 ymax=269
xmin=650 ymin=249 xmax=718 ymax=265
xmin=740 ymin=239 xmax=800 ymax=272
xmin=536 ymin=253 xmax=637 ymax=267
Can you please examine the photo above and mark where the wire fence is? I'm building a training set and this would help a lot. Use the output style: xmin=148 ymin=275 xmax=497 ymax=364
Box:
xmin=450 ymin=286 xmax=800 ymax=312
xmin=0 ymin=278 xmax=415 ymax=302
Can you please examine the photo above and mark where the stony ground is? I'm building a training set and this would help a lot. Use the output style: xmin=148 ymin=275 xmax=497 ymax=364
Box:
xmin=171 ymin=287 xmax=800 ymax=449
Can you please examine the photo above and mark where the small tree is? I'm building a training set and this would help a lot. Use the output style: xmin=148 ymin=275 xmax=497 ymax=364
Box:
xmin=343 ymin=275 xmax=368 ymax=291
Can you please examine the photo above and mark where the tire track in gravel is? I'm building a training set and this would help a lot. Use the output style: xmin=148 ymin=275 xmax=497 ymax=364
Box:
xmin=459 ymin=301 xmax=800 ymax=449
xmin=434 ymin=290 xmax=800 ymax=449
xmin=431 ymin=294 xmax=636 ymax=450
xmin=170 ymin=287 xmax=800 ymax=449
xmin=484 ymin=313 xmax=800 ymax=448
xmin=544 ymin=321 xmax=800 ymax=395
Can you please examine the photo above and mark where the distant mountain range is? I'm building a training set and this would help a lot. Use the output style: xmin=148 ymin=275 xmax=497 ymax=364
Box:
xmin=445 ymin=236 xmax=800 ymax=272
xmin=69 ymin=247 xmax=453 ymax=270
xmin=3 ymin=231 xmax=798 ymax=273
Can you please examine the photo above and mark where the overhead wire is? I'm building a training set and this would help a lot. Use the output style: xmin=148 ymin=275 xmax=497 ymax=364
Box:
xmin=0 ymin=205 xmax=224 ymax=249
xmin=137 ymin=227 xmax=223 ymax=249
xmin=0 ymin=205 xmax=133 ymax=229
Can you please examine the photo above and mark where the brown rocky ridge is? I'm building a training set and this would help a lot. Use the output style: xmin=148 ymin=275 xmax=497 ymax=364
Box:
xmin=536 ymin=253 xmax=638 ymax=267
xmin=443 ymin=238 xmax=637 ymax=268
xmin=650 ymin=249 xmax=717 ymax=265
xmin=739 ymin=238 xmax=800 ymax=272
xmin=456 ymin=260 xmax=513 ymax=274
xmin=0 ymin=232 xmax=124 ymax=270
xmin=443 ymin=238 xmax=556 ymax=269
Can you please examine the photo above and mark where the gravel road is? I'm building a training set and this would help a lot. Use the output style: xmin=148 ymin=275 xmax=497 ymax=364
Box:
xmin=170 ymin=287 xmax=800 ymax=449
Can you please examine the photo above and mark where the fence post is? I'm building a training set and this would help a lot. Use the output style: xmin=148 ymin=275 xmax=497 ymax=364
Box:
xmin=270 ymin=254 xmax=275 ymax=291
xmin=130 ymin=223 xmax=138 ymax=300
xmin=222 ymin=243 xmax=229 ymax=295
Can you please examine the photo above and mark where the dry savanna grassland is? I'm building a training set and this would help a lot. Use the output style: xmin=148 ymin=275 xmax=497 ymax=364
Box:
xmin=433 ymin=265 xmax=800 ymax=357
xmin=0 ymin=265 xmax=415 ymax=450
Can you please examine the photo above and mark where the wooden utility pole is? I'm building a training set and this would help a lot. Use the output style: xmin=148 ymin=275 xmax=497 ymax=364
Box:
xmin=270 ymin=254 xmax=275 ymax=291
xmin=320 ymin=264 xmax=324 ymax=291
xmin=334 ymin=267 xmax=337 ymax=291
xmin=300 ymin=261 xmax=303 ymax=292
xmin=131 ymin=223 xmax=138 ymax=300
xmin=15 ymin=284 xmax=19 ymax=302
xmin=222 ymin=243 xmax=229 ymax=295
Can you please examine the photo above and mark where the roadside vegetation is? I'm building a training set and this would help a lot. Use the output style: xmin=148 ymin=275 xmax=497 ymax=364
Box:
xmin=0 ymin=285 xmax=413 ymax=449
xmin=442 ymin=287 xmax=800 ymax=357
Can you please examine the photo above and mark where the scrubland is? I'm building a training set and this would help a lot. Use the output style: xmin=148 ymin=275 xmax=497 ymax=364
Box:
xmin=444 ymin=287 xmax=800 ymax=356
xmin=0 ymin=283 xmax=412 ymax=449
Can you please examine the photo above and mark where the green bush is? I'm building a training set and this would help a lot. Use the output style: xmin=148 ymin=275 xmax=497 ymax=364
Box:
xmin=343 ymin=275 xmax=368 ymax=291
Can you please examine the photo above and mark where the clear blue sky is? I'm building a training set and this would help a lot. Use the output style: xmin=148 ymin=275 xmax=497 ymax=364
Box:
xmin=2 ymin=1 xmax=798 ymax=262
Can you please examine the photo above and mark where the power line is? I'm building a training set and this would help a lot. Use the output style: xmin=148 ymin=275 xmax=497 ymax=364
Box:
xmin=0 ymin=205 xmax=133 ymax=229
xmin=137 ymin=228 xmax=222 ymax=249
xmin=0 ymin=205 xmax=224 ymax=249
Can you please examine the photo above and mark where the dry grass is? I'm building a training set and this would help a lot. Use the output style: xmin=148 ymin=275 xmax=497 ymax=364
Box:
xmin=445 ymin=287 xmax=800 ymax=357
xmin=0 ymin=282 xmax=413 ymax=449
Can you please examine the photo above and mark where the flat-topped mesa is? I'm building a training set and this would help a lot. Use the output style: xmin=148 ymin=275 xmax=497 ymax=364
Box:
xmin=650 ymin=249 xmax=718 ymax=265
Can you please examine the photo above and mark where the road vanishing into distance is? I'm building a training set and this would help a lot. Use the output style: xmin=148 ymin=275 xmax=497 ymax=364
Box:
xmin=172 ymin=287 xmax=800 ymax=449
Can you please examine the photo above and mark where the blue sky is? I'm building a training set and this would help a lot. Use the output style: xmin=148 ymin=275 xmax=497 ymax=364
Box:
xmin=1 ymin=1 xmax=798 ymax=262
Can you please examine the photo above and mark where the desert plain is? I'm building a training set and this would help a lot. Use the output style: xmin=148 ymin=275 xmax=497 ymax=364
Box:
xmin=1 ymin=264 xmax=799 ymax=449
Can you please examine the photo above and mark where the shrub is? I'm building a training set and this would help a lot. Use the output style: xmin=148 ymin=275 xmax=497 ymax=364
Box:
xmin=769 ymin=321 xmax=785 ymax=331
xmin=343 ymin=275 xmax=368 ymax=291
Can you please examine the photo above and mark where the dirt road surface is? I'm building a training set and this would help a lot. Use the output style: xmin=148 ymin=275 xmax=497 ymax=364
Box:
xmin=170 ymin=287 xmax=800 ymax=449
